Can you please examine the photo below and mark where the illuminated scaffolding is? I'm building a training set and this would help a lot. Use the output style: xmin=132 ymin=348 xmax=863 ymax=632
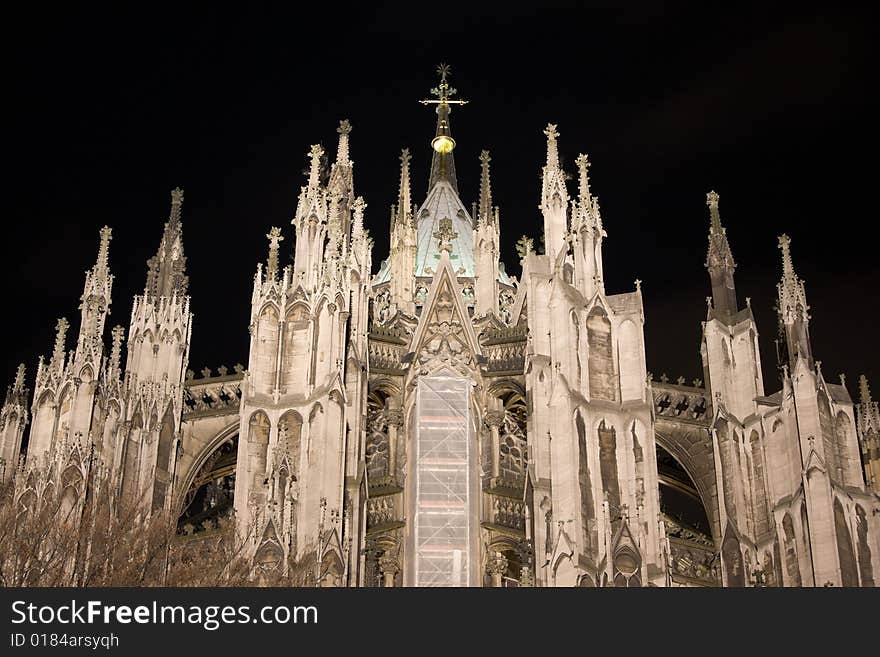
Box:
xmin=413 ymin=376 xmax=473 ymax=587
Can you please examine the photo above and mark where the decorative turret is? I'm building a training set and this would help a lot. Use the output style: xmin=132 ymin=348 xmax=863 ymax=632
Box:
xmin=0 ymin=364 xmax=29 ymax=482
xmin=119 ymin=189 xmax=194 ymax=512
xmin=570 ymin=153 xmax=605 ymax=296
xmin=776 ymin=234 xmax=812 ymax=369
xmin=540 ymin=123 xmax=569 ymax=261
xmin=293 ymin=144 xmax=330 ymax=285
xmin=473 ymin=150 xmax=500 ymax=316
xmin=705 ymin=191 xmax=738 ymax=319
xmin=388 ymin=148 xmax=417 ymax=315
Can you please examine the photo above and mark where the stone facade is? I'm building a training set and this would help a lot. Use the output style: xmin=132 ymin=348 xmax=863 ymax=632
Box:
xmin=2 ymin=67 xmax=878 ymax=587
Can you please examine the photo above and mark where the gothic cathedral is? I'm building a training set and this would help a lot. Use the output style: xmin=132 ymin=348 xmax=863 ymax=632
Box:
xmin=2 ymin=67 xmax=878 ymax=587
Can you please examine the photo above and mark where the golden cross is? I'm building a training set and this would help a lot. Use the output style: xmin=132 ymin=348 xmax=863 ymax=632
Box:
xmin=420 ymin=63 xmax=469 ymax=107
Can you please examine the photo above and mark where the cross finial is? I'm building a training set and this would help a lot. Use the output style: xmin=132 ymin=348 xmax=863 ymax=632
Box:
xmin=433 ymin=217 xmax=458 ymax=253
xmin=421 ymin=63 xmax=467 ymax=107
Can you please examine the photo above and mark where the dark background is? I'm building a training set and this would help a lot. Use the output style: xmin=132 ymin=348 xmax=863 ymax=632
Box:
xmin=5 ymin=3 xmax=877 ymax=399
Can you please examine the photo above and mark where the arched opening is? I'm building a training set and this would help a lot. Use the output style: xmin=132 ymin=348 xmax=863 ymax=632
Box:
xmin=656 ymin=444 xmax=718 ymax=586
xmin=178 ymin=434 xmax=238 ymax=535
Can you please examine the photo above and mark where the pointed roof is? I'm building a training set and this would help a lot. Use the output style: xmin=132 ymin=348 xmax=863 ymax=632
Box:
xmin=414 ymin=180 xmax=475 ymax=278
xmin=145 ymin=188 xmax=188 ymax=298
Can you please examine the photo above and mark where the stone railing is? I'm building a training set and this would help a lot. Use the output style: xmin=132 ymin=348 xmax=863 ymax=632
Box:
xmin=652 ymin=380 xmax=709 ymax=425
xmin=483 ymin=341 xmax=526 ymax=375
xmin=491 ymin=496 xmax=526 ymax=532
xmin=366 ymin=495 xmax=403 ymax=533
xmin=183 ymin=366 xmax=244 ymax=419
xmin=368 ymin=340 xmax=408 ymax=374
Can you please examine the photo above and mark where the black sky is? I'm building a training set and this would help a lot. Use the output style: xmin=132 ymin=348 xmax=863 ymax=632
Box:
xmin=5 ymin=3 xmax=878 ymax=398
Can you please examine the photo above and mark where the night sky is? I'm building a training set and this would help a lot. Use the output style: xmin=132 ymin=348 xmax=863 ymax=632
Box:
xmin=5 ymin=4 xmax=878 ymax=400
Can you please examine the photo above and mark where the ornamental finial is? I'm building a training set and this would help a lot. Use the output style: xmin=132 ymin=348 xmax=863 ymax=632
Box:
xmin=433 ymin=217 xmax=457 ymax=253
xmin=51 ymin=318 xmax=69 ymax=369
xmin=266 ymin=227 xmax=284 ymax=282
xmin=543 ymin=123 xmax=560 ymax=171
xmin=575 ymin=153 xmax=591 ymax=204
xmin=352 ymin=196 xmax=367 ymax=237
xmin=307 ymin=144 xmax=324 ymax=190
xmin=335 ymin=120 xmax=352 ymax=164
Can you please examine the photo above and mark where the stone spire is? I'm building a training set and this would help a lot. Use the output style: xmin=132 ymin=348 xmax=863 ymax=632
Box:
xmin=329 ymin=121 xmax=354 ymax=202
xmin=573 ymin=153 xmax=597 ymax=233
xmin=704 ymin=191 xmax=738 ymax=318
xmin=76 ymin=226 xmax=114 ymax=358
xmin=776 ymin=234 xmax=812 ymax=368
xmin=265 ymin=227 xmax=284 ymax=282
xmin=395 ymin=148 xmax=412 ymax=226
xmin=478 ymin=150 xmax=494 ymax=227
xmin=95 ymin=226 xmax=112 ymax=276
xmin=776 ymin=234 xmax=809 ymax=323
xmin=541 ymin=123 xmax=569 ymax=259
xmin=145 ymin=187 xmax=189 ymax=299
xmin=422 ymin=64 xmax=468 ymax=194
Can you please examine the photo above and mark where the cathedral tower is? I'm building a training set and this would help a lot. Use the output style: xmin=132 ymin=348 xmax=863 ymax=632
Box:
xmin=235 ymin=121 xmax=371 ymax=585
xmin=117 ymin=188 xmax=192 ymax=512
